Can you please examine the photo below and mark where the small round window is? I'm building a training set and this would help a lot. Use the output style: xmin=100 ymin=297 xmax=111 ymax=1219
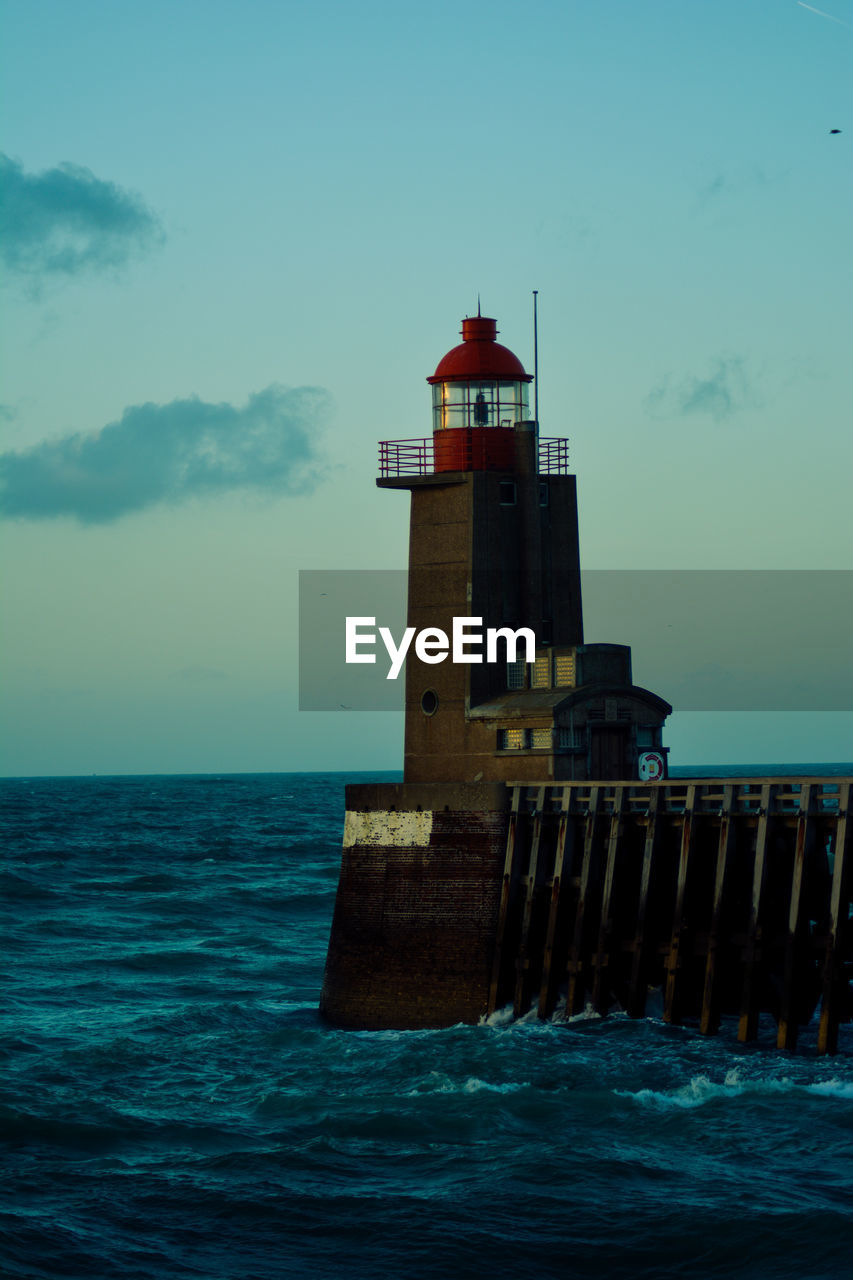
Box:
xmin=421 ymin=689 xmax=439 ymax=716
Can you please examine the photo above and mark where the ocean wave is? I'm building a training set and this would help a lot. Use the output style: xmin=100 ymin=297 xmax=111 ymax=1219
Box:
xmin=0 ymin=871 xmax=57 ymax=901
xmin=805 ymin=1079 xmax=853 ymax=1100
xmin=111 ymin=947 xmax=221 ymax=972
xmin=404 ymin=1072 xmax=529 ymax=1097
xmin=562 ymin=1001 xmax=604 ymax=1025
xmin=479 ymin=1005 xmax=516 ymax=1028
xmin=76 ymin=872 xmax=185 ymax=894
xmin=615 ymin=1068 xmax=807 ymax=1109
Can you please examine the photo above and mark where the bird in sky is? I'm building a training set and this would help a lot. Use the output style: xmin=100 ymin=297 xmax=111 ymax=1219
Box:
xmin=830 ymin=128 xmax=842 ymax=134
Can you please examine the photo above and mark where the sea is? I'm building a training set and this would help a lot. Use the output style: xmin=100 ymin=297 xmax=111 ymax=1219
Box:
xmin=3 ymin=767 xmax=853 ymax=1280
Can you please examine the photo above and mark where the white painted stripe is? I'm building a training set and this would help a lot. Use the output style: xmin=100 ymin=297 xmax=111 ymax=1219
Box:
xmin=343 ymin=810 xmax=433 ymax=848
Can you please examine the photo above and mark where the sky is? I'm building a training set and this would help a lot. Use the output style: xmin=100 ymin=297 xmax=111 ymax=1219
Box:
xmin=2 ymin=0 xmax=852 ymax=776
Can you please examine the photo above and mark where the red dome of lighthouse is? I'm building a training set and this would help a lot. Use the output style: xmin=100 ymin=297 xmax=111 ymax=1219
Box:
xmin=427 ymin=316 xmax=532 ymax=384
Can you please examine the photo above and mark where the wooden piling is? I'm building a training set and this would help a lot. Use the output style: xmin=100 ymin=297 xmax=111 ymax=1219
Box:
xmin=738 ymin=783 xmax=773 ymax=1044
xmin=514 ymin=786 xmax=546 ymax=1016
xmin=777 ymin=785 xmax=813 ymax=1051
xmin=818 ymin=782 xmax=851 ymax=1055
xmin=626 ymin=788 xmax=659 ymax=1018
xmin=700 ymin=785 xmax=736 ymax=1036
xmin=565 ymin=786 xmax=600 ymax=1016
xmin=538 ymin=786 xmax=572 ymax=1019
xmin=591 ymin=787 xmax=624 ymax=1015
xmin=663 ymin=785 xmax=696 ymax=1025
xmin=488 ymin=785 xmax=521 ymax=1016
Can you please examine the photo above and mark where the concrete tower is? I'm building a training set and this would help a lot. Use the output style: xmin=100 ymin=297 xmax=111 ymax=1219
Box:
xmin=378 ymin=311 xmax=670 ymax=784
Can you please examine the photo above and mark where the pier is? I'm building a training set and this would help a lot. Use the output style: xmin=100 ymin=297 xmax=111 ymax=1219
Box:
xmin=321 ymin=776 xmax=853 ymax=1053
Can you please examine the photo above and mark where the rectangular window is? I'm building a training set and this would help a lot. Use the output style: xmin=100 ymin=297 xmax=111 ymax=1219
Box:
xmin=442 ymin=405 xmax=467 ymax=430
xmin=530 ymin=653 xmax=551 ymax=688
xmin=507 ymin=659 xmax=526 ymax=690
xmin=530 ymin=728 xmax=552 ymax=749
xmin=444 ymin=383 xmax=468 ymax=405
xmin=499 ymin=479 xmax=517 ymax=505
xmin=553 ymin=652 xmax=575 ymax=686
xmin=539 ymin=482 xmax=549 ymax=507
xmin=558 ymin=727 xmax=584 ymax=749
xmin=499 ymin=728 xmax=527 ymax=750
xmin=605 ymin=698 xmax=618 ymax=721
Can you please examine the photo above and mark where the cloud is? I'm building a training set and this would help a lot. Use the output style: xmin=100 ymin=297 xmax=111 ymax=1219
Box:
xmin=0 ymin=153 xmax=165 ymax=282
xmin=644 ymin=357 xmax=756 ymax=423
xmin=0 ymin=384 xmax=330 ymax=523
xmin=696 ymin=174 xmax=727 ymax=205
xmin=693 ymin=168 xmax=775 ymax=216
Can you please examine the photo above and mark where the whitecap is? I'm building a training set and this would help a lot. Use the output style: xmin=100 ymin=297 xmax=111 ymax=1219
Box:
xmin=404 ymin=1070 xmax=528 ymax=1097
xmin=806 ymin=1079 xmax=853 ymax=1100
xmin=615 ymin=1068 xmax=798 ymax=1109
xmin=478 ymin=1004 xmax=515 ymax=1028
xmin=461 ymin=1076 xmax=528 ymax=1095
xmin=564 ymin=1002 xmax=602 ymax=1024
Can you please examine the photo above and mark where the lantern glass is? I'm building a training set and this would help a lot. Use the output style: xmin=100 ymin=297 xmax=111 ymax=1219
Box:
xmin=432 ymin=380 xmax=530 ymax=431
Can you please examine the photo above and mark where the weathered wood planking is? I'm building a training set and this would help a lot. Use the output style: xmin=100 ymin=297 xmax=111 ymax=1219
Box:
xmin=493 ymin=778 xmax=853 ymax=1053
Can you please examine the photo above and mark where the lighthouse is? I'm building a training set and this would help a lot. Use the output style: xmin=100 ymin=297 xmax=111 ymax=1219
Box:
xmin=378 ymin=310 xmax=670 ymax=783
xmin=320 ymin=307 xmax=674 ymax=1029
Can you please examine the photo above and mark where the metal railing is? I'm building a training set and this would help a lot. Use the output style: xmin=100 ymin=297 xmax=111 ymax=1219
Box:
xmin=538 ymin=437 xmax=569 ymax=475
xmin=378 ymin=438 xmax=435 ymax=477
xmin=378 ymin=436 xmax=570 ymax=478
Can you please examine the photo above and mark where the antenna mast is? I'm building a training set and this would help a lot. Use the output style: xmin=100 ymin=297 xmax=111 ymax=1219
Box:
xmin=532 ymin=290 xmax=540 ymax=449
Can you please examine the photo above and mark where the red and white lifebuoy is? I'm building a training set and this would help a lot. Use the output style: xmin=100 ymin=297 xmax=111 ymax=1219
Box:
xmin=639 ymin=751 xmax=665 ymax=781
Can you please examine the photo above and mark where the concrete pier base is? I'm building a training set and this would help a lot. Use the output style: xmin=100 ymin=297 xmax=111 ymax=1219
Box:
xmin=320 ymin=783 xmax=509 ymax=1029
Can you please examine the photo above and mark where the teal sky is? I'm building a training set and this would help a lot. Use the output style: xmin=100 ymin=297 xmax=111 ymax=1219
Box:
xmin=2 ymin=0 xmax=851 ymax=775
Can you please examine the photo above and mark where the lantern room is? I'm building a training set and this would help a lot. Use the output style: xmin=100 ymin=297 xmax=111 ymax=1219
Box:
xmin=427 ymin=314 xmax=533 ymax=472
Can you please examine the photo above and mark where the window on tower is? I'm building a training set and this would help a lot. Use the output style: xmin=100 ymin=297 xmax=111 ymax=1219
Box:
xmin=530 ymin=654 xmax=551 ymax=688
xmin=553 ymin=652 xmax=576 ymax=687
xmin=421 ymin=690 xmax=439 ymax=716
xmin=507 ymin=659 xmax=526 ymax=690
